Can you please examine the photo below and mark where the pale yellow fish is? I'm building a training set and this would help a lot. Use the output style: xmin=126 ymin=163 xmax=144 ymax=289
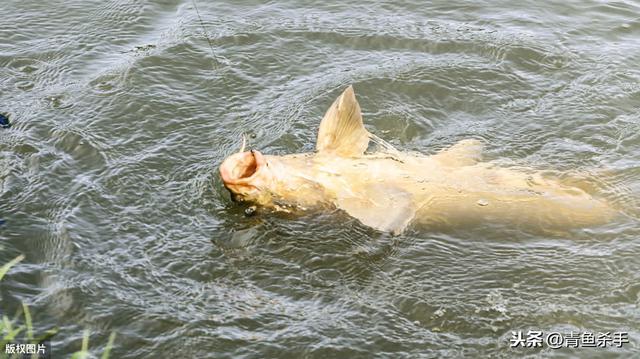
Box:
xmin=219 ymin=86 xmax=615 ymax=234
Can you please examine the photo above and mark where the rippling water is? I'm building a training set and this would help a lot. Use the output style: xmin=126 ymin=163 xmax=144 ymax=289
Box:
xmin=1 ymin=0 xmax=639 ymax=357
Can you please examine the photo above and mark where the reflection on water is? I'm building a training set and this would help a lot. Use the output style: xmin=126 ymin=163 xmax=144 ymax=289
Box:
xmin=1 ymin=0 xmax=639 ymax=357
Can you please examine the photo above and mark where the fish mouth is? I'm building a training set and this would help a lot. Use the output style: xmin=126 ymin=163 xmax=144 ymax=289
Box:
xmin=219 ymin=150 xmax=265 ymax=187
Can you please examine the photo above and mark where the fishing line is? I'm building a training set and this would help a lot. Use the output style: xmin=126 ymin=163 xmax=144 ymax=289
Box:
xmin=191 ymin=0 xmax=219 ymax=70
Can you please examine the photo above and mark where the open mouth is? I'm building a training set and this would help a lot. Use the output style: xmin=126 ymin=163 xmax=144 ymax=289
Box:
xmin=219 ymin=150 xmax=265 ymax=185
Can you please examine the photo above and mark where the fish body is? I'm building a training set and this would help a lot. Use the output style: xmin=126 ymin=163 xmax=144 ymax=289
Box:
xmin=220 ymin=86 xmax=614 ymax=234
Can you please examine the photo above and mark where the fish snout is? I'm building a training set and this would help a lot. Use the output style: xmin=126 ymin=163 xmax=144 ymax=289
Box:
xmin=219 ymin=150 xmax=266 ymax=197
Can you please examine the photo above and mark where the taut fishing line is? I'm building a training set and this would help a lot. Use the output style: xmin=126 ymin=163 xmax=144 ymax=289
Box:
xmin=191 ymin=0 xmax=242 ymax=155
xmin=192 ymin=0 xmax=219 ymax=70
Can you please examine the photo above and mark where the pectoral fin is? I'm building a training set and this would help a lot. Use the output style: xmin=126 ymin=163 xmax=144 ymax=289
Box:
xmin=432 ymin=139 xmax=484 ymax=167
xmin=316 ymin=86 xmax=370 ymax=157
xmin=335 ymin=184 xmax=415 ymax=235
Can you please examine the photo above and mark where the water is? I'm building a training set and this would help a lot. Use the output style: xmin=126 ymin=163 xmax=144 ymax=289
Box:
xmin=1 ymin=0 xmax=639 ymax=357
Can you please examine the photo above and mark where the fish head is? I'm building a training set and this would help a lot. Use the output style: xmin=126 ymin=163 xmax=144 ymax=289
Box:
xmin=219 ymin=149 xmax=275 ymax=205
xmin=219 ymin=85 xmax=373 ymax=211
xmin=220 ymin=150 xmax=326 ymax=208
xmin=220 ymin=85 xmax=411 ymax=229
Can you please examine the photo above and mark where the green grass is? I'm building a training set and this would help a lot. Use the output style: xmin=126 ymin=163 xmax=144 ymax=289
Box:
xmin=1 ymin=255 xmax=116 ymax=359
xmin=0 ymin=255 xmax=24 ymax=281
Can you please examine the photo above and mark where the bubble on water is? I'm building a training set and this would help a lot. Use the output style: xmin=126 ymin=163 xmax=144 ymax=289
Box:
xmin=486 ymin=290 xmax=508 ymax=315
xmin=477 ymin=199 xmax=489 ymax=206
xmin=245 ymin=205 xmax=257 ymax=216
xmin=433 ymin=307 xmax=446 ymax=317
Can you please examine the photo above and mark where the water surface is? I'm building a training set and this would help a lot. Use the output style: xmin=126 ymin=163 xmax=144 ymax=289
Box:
xmin=1 ymin=0 xmax=639 ymax=357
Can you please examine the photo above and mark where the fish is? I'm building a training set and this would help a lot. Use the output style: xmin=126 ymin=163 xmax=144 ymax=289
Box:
xmin=219 ymin=86 xmax=615 ymax=235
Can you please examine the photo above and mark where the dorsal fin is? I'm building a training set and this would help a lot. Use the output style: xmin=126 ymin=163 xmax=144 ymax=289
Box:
xmin=432 ymin=139 xmax=484 ymax=167
xmin=316 ymin=86 xmax=370 ymax=157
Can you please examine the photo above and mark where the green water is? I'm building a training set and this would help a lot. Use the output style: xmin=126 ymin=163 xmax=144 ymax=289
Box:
xmin=1 ymin=0 xmax=639 ymax=357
